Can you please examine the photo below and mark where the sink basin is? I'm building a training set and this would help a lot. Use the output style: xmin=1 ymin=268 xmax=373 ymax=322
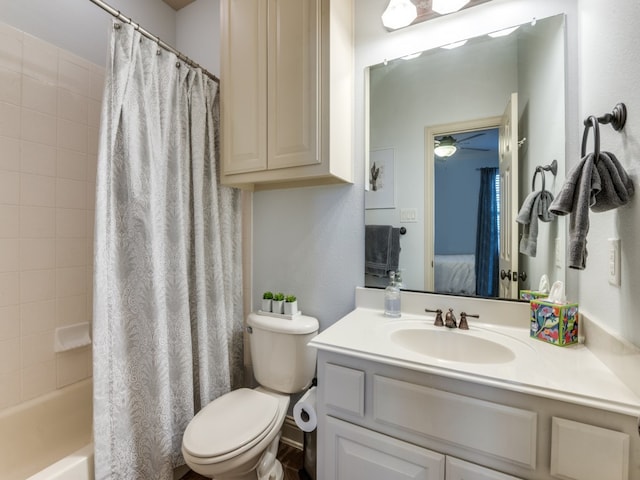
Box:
xmin=389 ymin=327 xmax=516 ymax=364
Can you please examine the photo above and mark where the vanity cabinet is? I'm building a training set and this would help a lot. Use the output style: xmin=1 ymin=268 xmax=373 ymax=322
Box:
xmin=220 ymin=0 xmax=354 ymax=190
xmin=316 ymin=351 xmax=637 ymax=480
xmin=325 ymin=416 xmax=523 ymax=480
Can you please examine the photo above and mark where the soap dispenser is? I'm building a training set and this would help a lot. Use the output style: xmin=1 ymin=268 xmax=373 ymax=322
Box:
xmin=384 ymin=271 xmax=401 ymax=318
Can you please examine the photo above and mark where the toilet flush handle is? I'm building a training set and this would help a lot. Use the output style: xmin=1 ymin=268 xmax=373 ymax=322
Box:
xmin=246 ymin=326 xmax=253 ymax=334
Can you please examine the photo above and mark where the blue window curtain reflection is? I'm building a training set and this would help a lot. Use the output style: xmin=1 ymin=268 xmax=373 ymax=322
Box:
xmin=475 ymin=168 xmax=500 ymax=297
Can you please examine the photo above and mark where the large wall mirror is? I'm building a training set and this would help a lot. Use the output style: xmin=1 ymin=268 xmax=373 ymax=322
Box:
xmin=365 ymin=14 xmax=567 ymax=300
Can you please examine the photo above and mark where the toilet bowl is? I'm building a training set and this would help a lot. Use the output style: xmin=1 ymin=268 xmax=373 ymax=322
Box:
xmin=182 ymin=313 xmax=319 ymax=480
xmin=182 ymin=387 xmax=289 ymax=480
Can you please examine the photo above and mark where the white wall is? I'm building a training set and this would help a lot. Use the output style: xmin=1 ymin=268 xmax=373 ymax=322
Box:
xmin=176 ymin=0 xmax=220 ymax=75
xmin=577 ymin=0 xmax=640 ymax=346
xmin=517 ymin=15 xmax=566 ymax=291
xmin=0 ymin=0 xmax=176 ymax=68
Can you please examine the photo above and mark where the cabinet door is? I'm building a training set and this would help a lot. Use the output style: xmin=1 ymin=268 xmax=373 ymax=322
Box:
xmin=221 ymin=0 xmax=267 ymax=175
xmin=446 ymin=457 xmax=523 ymax=480
xmin=267 ymin=0 xmax=320 ymax=170
xmin=325 ymin=416 xmax=445 ymax=480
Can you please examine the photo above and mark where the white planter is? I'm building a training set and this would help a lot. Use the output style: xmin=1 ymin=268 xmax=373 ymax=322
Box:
xmin=261 ymin=299 xmax=272 ymax=312
xmin=284 ymin=301 xmax=298 ymax=315
xmin=272 ymin=300 xmax=284 ymax=314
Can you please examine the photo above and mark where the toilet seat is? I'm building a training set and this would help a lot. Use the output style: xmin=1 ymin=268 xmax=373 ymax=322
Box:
xmin=182 ymin=388 xmax=280 ymax=464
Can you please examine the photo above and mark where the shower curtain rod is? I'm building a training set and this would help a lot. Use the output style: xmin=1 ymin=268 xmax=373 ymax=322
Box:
xmin=88 ymin=0 xmax=219 ymax=83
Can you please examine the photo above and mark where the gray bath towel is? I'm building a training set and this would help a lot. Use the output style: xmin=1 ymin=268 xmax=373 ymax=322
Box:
xmin=516 ymin=189 xmax=555 ymax=257
xmin=549 ymin=151 xmax=634 ymax=269
xmin=365 ymin=225 xmax=401 ymax=277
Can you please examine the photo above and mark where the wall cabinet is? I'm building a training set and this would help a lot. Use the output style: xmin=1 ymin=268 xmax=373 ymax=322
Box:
xmin=220 ymin=0 xmax=354 ymax=190
xmin=316 ymin=351 xmax=637 ymax=480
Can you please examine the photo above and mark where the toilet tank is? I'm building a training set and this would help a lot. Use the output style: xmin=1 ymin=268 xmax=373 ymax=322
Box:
xmin=247 ymin=313 xmax=319 ymax=394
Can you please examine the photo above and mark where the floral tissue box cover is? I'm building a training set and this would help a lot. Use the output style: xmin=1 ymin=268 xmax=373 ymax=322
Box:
xmin=530 ymin=299 xmax=579 ymax=346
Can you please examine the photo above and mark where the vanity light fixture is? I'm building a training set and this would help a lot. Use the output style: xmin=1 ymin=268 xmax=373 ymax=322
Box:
xmin=488 ymin=26 xmax=519 ymax=37
xmin=434 ymin=137 xmax=457 ymax=157
xmin=431 ymin=0 xmax=470 ymax=15
xmin=381 ymin=0 xmax=418 ymax=30
xmin=440 ymin=39 xmax=468 ymax=49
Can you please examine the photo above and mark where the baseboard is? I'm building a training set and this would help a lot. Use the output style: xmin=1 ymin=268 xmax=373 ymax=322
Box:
xmin=281 ymin=415 xmax=304 ymax=450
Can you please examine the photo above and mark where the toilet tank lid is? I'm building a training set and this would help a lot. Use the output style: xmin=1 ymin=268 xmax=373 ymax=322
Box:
xmin=248 ymin=312 xmax=319 ymax=334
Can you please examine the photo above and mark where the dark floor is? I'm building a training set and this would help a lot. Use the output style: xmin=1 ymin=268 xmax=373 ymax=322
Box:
xmin=180 ymin=442 xmax=305 ymax=480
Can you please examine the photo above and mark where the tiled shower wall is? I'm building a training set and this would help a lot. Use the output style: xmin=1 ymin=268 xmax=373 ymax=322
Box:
xmin=0 ymin=22 xmax=103 ymax=410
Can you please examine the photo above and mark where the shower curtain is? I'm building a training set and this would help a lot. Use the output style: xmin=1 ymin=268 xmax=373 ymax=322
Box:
xmin=475 ymin=167 xmax=500 ymax=297
xmin=93 ymin=22 xmax=243 ymax=480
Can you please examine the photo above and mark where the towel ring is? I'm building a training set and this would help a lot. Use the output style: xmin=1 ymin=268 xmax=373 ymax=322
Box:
xmin=581 ymin=115 xmax=601 ymax=158
xmin=531 ymin=166 xmax=546 ymax=192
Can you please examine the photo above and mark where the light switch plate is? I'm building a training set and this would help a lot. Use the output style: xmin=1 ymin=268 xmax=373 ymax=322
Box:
xmin=400 ymin=208 xmax=417 ymax=223
xmin=608 ymin=238 xmax=621 ymax=286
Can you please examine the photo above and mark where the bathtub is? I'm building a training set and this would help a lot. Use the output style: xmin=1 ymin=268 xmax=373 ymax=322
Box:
xmin=0 ymin=379 xmax=93 ymax=480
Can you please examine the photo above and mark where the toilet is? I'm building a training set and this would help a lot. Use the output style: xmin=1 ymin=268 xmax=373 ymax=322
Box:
xmin=182 ymin=312 xmax=319 ymax=480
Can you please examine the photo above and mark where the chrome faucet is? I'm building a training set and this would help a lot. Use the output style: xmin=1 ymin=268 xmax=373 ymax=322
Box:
xmin=458 ymin=312 xmax=480 ymax=330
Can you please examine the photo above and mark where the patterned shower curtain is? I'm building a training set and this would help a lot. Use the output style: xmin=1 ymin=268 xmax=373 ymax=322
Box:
xmin=93 ymin=22 xmax=244 ymax=479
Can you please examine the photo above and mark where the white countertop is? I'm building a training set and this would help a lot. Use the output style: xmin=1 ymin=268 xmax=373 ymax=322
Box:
xmin=310 ymin=306 xmax=640 ymax=417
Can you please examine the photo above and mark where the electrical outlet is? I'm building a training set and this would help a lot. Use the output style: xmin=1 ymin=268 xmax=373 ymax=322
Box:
xmin=608 ymin=238 xmax=621 ymax=286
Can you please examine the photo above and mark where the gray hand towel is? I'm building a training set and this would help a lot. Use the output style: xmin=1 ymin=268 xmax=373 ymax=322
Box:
xmin=516 ymin=189 xmax=555 ymax=257
xmin=549 ymin=153 xmax=596 ymax=269
xmin=591 ymin=151 xmax=634 ymax=212
xmin=365 ymin=225 xmax=401 ymax=277
xmin=549 ymin=150 xmax=633 ymax=270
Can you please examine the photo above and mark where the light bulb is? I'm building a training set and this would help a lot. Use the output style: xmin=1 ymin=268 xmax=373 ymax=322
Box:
xmin=381 ymin=0 xmax=418 ymax=30
xmin=431 ymin=0 xmax=470 ymax=15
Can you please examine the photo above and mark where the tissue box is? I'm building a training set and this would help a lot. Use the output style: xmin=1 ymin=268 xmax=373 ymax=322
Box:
xmin=520 ymin=290 xmax=549 ymax=301
xmin=530 ymin=299 xmax=579 ymax=346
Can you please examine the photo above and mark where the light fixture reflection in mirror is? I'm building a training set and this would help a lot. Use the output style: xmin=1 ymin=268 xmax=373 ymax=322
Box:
xmin=488 ymin=26 xmax=520 ymax=38
xmin=441 ymin=39 xmax=468 ymax=49
xmin=381 ymin=0 xmax=418 ymax=30
xmin=434 ymin=136 xmax=457 ymax=158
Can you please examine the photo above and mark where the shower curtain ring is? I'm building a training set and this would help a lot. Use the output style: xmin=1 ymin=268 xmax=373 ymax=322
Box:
xmin=581 ymin=115 xmax=600 ymax=159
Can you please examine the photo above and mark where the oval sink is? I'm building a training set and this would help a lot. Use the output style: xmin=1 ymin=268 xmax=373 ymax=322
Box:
xmin=390 ymin=328 xmax=516 ymax=364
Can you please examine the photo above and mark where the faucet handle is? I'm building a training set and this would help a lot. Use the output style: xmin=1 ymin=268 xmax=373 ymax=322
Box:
xmin=444 ymin=308 xmax=457 ymax=328
xmin=425 ymin=308 xmax=444 ymax=327
xmin=458 ymin=312 xmax=480 ymax=330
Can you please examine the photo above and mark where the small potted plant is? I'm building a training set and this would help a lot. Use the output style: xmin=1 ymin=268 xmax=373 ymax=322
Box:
xmin=261 ymin=291 xmax=273 ymax=312
xmin=284 ymin=295 xmax=298 ymax=315
xmin=272 ymin=292 xmax=285 ymax=314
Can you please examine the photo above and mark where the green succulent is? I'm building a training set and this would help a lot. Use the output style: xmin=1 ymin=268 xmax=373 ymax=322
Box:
xmin=285 ymin=295 xmax=297 ymax=303
xmin=273 ymin=292 xmax=285 ymax=301
xmin=262 ymin=291 xmax=273 ymax=300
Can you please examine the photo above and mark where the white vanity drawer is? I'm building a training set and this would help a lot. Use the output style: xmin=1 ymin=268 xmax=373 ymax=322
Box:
xmin=372 ymin=375 xmax=537 ymax=469
xmin=550 ymin=417 xmax=629 ymax=480
xmin=324 ymin=363 xmax=365 ymax=417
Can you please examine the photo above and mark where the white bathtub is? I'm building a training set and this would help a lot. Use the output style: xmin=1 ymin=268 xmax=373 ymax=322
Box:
xmin=0 ymin=379 xmax=93 ymax=480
